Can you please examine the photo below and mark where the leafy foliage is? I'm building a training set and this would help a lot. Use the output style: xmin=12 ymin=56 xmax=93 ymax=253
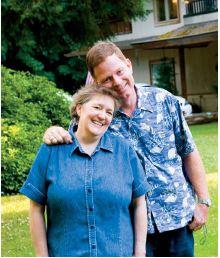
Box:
xmin=1 ymin=66 xmax=71 ymax=194
xmin=2 ymin=0 xmax=149 ymax=93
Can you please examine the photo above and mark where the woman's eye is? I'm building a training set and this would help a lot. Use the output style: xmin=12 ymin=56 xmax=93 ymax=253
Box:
xmin=107 ymin=111 xmax=113 ymax=116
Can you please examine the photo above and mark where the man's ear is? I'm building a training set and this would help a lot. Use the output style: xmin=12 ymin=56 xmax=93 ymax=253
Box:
xmin=126 ymin=58 xmax=133 ymax=73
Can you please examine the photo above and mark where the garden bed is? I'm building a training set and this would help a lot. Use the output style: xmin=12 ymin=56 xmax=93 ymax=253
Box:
xmin=185 ymin=112 xmax=218 ymax=125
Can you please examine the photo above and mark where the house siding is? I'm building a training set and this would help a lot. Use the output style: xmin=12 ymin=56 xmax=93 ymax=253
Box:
xmin=111 ymin=0 xmax=217 ymax=112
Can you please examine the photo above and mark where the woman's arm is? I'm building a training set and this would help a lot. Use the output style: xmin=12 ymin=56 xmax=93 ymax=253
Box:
xmin=29 ymin=200 xmax=48 ymax=257
xmin=133 ymin=195 xmax=147 ymax=257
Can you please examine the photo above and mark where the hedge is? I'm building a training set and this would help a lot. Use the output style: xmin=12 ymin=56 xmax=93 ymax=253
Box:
xmin=1 ymin=66 xmax=71 ymax=195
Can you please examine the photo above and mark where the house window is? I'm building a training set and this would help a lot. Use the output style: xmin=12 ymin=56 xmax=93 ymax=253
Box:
xmin=154 ymin=0 xmax=180 ymax=25
xmin=110 ymin=20 xmax=132 ymax=35
xmin=150 ymin=58 xmax=177 ymax=95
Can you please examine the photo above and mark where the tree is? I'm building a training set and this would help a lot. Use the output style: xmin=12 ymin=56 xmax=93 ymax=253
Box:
xmin=1 ymin=66 xmax=71 ymax=194
xmin=2 ymin=0 xmax=149 ymax=93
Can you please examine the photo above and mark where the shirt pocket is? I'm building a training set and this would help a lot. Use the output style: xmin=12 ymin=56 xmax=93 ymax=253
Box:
xmin=139 ymin=126 xmax=168 ymax=163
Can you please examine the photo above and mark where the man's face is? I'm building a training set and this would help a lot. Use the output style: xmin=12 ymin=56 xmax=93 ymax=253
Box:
xmin=93 ymin=54 xmax=135 ymax=101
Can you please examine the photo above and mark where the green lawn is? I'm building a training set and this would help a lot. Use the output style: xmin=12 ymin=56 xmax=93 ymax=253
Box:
xmin=1 ymin=122 xmax=218 ymax=257
xmin=190 ymin=122 xmax=218 ymax=174
xmin=1 ymin=195 xmax=35 ymax=256
xmin=190 ymin=122 xmax=218 ymax=257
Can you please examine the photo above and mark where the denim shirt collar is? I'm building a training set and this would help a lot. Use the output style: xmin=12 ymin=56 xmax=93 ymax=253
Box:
xmin=69 ymin=125 xmax=113 ymax=155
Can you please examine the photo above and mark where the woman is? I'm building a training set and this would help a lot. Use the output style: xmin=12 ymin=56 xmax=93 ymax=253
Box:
xmin=20 ymin=84 xmax=149 ymax=257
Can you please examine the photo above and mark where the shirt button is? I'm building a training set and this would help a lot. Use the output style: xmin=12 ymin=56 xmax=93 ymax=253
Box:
xmin=89 ymin=207 xmax=93 ymax=212
xmin=148 ymin=191 xmax=152 ymax=196
xmin=92 ymin=245 xmax=96 ymax=249
xmin=88 ymin=189 xmax=92 ymax=193
xmin=90 ymin=225 xmax=95 ymax=229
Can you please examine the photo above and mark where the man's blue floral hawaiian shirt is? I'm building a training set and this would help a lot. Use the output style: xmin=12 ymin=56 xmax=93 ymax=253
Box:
xmin=108 ymin=85 xmax=196 ymax=233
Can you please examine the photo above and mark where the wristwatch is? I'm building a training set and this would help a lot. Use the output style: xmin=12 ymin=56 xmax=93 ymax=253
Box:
xmin=198 ymin=198 xmax=212 ymax=207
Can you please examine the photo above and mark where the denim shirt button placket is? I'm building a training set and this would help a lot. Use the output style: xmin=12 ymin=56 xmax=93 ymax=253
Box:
xmin=85 ymin=158 xmax=97 ymax=257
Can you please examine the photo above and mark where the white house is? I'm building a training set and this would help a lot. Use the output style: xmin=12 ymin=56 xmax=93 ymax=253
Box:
xmin=111 ymin=0 xmax=218 ymax=112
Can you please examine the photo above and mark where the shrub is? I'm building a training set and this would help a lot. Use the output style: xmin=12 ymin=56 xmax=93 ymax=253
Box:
xmin=1 ymin=66 xmax=71 ymax=195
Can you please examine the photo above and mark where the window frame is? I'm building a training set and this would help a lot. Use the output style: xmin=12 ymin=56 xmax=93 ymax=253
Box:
xmin=149 ymin=58 xmax=177 ymax=93
xmin=153 ymin=0 xmax=180 ymax=26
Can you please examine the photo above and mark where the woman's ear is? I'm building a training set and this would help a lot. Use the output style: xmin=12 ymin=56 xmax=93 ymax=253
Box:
xmin=76 ymin=104 xmax=82 ymax=118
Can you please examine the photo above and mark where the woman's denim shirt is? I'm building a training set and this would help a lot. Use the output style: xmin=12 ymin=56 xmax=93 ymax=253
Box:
xmin=20 ymin=131 xmax=149 ymax=257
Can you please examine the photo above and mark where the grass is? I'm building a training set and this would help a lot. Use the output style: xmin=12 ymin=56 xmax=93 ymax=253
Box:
xmin=1 ymin=122 xmax=218 ymax=257
xmin=1 ymin=195 xmax=35 ymax=256
xmin=190 ymin=122 xmax=218 ymax=257
xmin=193 ymin=173 xmax=218 ymax=257
xmin=190 ymin=122 xmax=218 ymax=174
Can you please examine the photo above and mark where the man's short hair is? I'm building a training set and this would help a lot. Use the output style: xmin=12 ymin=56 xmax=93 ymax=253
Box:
xmin=86 ymin=41 xmax=126 ymax=78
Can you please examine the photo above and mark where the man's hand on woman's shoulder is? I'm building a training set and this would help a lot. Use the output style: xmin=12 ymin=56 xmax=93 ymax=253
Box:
xmin=43 ymin=126 xmax=72 ymax=145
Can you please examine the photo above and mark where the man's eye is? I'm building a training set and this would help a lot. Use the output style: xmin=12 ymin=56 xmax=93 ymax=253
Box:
xmin=117 ymin=69 xmax=124 ymax=75
xmin=104 ymin=78 xmax=111 ymax=83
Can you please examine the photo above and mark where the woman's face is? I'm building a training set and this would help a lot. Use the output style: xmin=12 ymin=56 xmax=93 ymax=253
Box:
xmin=76 ymin=94 xmax=115 ymax=139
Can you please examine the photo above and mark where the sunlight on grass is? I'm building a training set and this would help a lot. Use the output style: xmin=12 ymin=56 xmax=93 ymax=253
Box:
xmin=2 ymin=195 xmax=35 ymax=257
xmin=2 ymin=195 xmax=30 ymax=214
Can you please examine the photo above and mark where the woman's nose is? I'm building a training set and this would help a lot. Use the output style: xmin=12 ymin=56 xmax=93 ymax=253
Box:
xmin=97 ymin=110 xmax=106 ymax=120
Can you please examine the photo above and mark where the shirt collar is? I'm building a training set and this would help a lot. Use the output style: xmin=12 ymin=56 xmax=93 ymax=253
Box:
xmin=114 ymin=84 xmax=153 ymax=116
xmin=69 ymin=125 xmax=113 ymax=155
xmin=135 ymin=84 xmax=154 ymax=113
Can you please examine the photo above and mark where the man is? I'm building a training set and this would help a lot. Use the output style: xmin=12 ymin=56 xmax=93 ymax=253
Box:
xmin=44 ymin=41 xmax=210 ymax=257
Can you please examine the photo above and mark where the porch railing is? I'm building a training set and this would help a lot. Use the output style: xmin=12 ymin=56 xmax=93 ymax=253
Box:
xmin=185 ymin=0 xmax=217 ymax=16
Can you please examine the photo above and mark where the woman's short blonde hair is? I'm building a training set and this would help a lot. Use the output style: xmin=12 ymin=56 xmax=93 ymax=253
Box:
xmin=70 ymin=84 xmax=121 ymax=122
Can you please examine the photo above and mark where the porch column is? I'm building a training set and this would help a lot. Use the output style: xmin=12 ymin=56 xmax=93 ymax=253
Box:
xmin=179 ymin=47 xmax=187 ymax=98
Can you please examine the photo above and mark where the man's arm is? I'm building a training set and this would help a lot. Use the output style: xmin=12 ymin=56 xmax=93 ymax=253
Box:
xmin=133 ymin=195 xmax=147 ymax=257
xmin=182 ymin=148 xmax=210 ymax=231
xmin=43 ymin=126 xmax=72 ymax=145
